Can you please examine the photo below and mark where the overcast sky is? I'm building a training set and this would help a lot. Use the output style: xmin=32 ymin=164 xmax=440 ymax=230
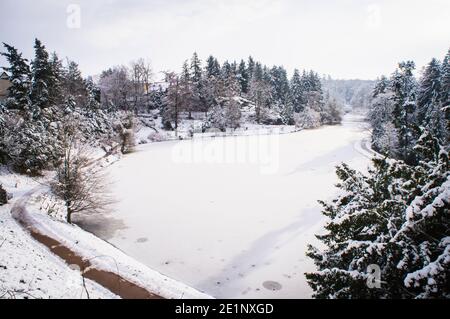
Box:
xmin=1 ymin=0 xmax=449 ymax=80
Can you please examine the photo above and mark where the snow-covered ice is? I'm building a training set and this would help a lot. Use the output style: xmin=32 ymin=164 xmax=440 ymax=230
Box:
xmin=80 ymin=114 xmax=372 ymax=299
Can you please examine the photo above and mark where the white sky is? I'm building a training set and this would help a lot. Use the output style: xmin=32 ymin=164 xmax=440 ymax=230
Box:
xmin=0 ymin=0 xmax=449 ymax=80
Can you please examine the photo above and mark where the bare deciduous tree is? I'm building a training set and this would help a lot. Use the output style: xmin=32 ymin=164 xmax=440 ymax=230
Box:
xmin=130 ymin=58 xmax=153 ymax=113
xmin=51 ymin=122 xmax=112 ymax=224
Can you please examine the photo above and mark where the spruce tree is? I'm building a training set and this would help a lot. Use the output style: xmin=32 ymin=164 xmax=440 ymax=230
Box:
xmin=441 ymin=49 xmax=450 ymax=108
xmin=30 ymin=39 xmax=53 ymax=109
xmin=417 ymin=58 xmax=446 ymax=142
xmin=190 ymin=52 xmax=205 ymax=113
xmin=48 ymin=52 xmax=64 ymax=106
xmin=85 ymin=78 xmax=101 ymax=110
xmin=247 ymin=56 xmax=255 ymax=81
xmin=389 ymin=61 xmax=418 ymax=164
xmin=372 ymin=75 xmax=389 ymax=98
xmin=205 ymin=55 xmax=221 ymax=78
xmin=63 ymin=59 xmax=87 ymax=106
xmin=306 ymin=130 xmax=449 ymax=299
xmin=290 ymin=69 xmax=305 ymax=113
xmin=1 ymin=43 xmax=31 ymax=110
xmin=237 ymin=60 xmax=249 ymax=95
xmin=440 ymin=49 xmax=450 ymax=140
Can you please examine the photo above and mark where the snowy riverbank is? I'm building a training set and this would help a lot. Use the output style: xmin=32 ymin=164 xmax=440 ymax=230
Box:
xmin=0 ymin=165 xmax=211 ymax=299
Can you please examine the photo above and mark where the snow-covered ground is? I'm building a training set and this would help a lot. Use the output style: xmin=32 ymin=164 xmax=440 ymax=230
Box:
xmin=0 ymin=172 xmax=118 ymax=299
xmin=79 ymin=113 xmax=373 ymax=299
xmin=0 ymin=162 xmax=210 ymax=299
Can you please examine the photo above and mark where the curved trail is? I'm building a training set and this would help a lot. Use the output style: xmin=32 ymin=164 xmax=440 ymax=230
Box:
xmin=10 ymin=188 xmax=162 ymax=299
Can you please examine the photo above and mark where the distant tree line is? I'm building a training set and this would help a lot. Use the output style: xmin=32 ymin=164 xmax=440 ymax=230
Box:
xmin=160 ymin=53 xmax=342 ymax=131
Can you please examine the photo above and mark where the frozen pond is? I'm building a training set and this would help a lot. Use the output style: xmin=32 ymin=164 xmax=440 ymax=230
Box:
xmin=79 ymin=114 xmax=372 ymax=298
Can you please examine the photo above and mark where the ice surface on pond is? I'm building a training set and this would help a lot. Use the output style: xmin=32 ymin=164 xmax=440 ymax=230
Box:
xmin=81 ymin=114 xmax=371 ymax=299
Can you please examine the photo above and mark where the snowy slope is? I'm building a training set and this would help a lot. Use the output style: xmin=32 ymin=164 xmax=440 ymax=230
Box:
xmin=0 ymin=172 xmax=118 ymax=299
xmin=78 ymin=114 xmax=372 ymax=299
xmin=0 ymin=167 xmax=211 ymax=299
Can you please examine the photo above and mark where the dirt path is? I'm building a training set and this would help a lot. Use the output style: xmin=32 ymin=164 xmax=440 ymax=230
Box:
xmin=10 ymin=189 xmax=163 ymax=299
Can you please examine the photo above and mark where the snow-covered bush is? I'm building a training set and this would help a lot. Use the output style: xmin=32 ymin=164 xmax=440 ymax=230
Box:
xmin=204 ymin=104 xmax=226 ymax=132
xmin=322 ymin=97 xmax=342 ymax=125
xmin=295 ymin=108 xmax=321 ymax=129
xmin=148 ymin=132 xmax=166 ymax=143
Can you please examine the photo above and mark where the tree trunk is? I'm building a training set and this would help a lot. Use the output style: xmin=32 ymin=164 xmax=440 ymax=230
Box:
xmin=67 ymin=206 xmax=72 ymax=224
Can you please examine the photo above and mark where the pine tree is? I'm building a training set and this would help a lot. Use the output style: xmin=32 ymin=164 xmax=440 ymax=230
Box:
xmin=249 ymin=63 xmax=271 ymax=124
xmin=221 ymin=60 xmax=233 ymax=80
xmin=372 ymin=75 xmax=389 ymax=98
xmin=440 ymin=49 xmax=450 ymax=139
xmin=48 ymin=52 xmax=64 ymax=106
xmin=180 ymin=60 xmax=194 ymax=118
xmin=30 ymin=39 xmax=53 ymax=109
xmin=205 ymin=55 xmax=221 ymax=79
xmin=190 ymin=52 xmax=205 ymax=113
xmin=389 ymin=61 xmax=418 ymax=164
xmin=441 ymin=49 xmax=450 ymax=108
xmin=237 ymin=60 xmax=249 ymax=95
xmin=269 ymin=66 xmax=290 ymax=108
xmin=63 ymin=59 xmax=87 ymax=106
xmin=290 ymin=69 xmax=305 ymax=113
xmin=417 ymin=58 xmax=446 ymax=142
xmin=85 ymin=78 xmax=101 ymax=110
xmin=280 ymin=94 xmax=294 ymax=125
xmin=369 ymin=90 xmax=398 ymax=155
xmin=1 ymin=43 xmax=31 ymax=110
xmin=247 ymin=56 xmax=255 ymax=82
xmin=190 ymin=52 xmax=202 ymax=87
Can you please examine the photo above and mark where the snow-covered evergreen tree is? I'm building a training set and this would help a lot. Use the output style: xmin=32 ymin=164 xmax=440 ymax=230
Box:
xmin=369 ymin=91 xmax=399 ymax=155
xmin=372 ymin=75 xmax=389 ymax=98
xmin=417 ymin=58 xmax=446 ymax=142
xmin=441 ymin=49 xmax=450 ymax=109
xmin=85 ymin=77 xmax=101 ymax=111
xmin=1 ymin=43 xmax=31 ymax=110
xmin=249 ymin=63 xmax=272 ymax=124
xmin=389 ymin=61 xmax=418 ymax=163
xmin=247 ymin=56 xmax=255 ymax=82
xmin=237 ymin=60 xmax=249 ymax=95
xmin=48 ymin=52 xmax=64 ymax=106
xmin=269 ymin=66 xmax=290 ymax=109
xmin=205 ymin=55 xmax=221 ymax=79
xmin=63 ymin=59 xmax=87 ymax=107
xmin=290 ymin=69 xmax=305 ymax=113
xmin=204 ymin=104 xmax=225 ymax=132
xmin=280 ymin=93 xmax=294 ymax=125
xmin=30 ymin=39 xmax=54 ymax=110
xmin=306 ymin=130 xmax=449 ymax=299
xmin=190 ymin=52 xmax=205 ymax=113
